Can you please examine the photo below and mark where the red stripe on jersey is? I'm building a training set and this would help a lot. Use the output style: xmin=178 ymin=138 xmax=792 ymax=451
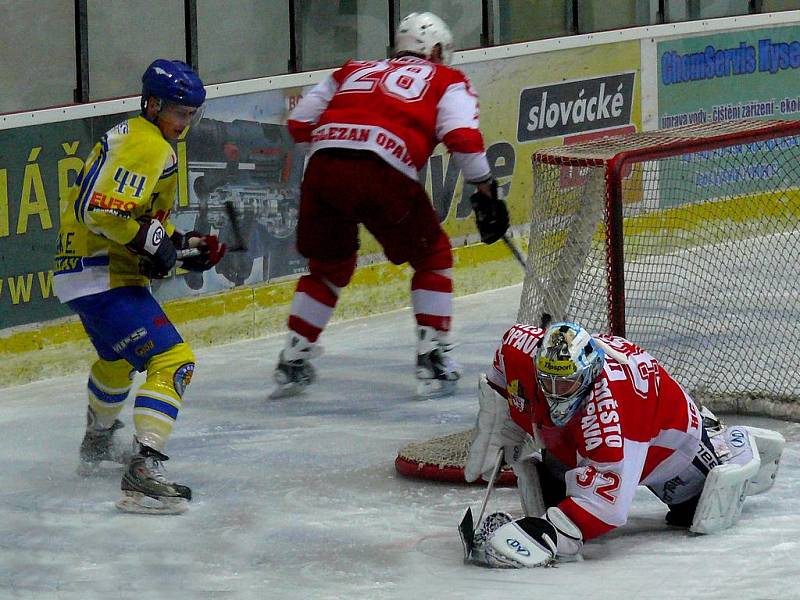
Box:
xmin=442 ymin=128 xmax=485 ymax=153
xmin=296 ymin=277 xmax=338 ymax=308
xmin=288 ymin=119 xmax=314 ymax=143
xmin=411 ymin=271 xmax=452 ymax=293
xmin=558 ymin=497 xmax=615 ymax=541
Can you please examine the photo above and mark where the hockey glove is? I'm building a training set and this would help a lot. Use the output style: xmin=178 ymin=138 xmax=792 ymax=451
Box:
xmin=470 ymin=179 xmax=509 ymax=245
xmin=172 ymin=230 xmax=227 ymax=272
xmin=482 ymin=507 xmax=583 ymax=568
xmin=126 ymin=218 xmax=177 ymax=279
xmin=484 ymin=516 xmax=557 ymax=568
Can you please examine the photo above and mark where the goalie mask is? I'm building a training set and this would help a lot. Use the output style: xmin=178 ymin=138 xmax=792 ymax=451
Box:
xmin=394 ymin=12 xmax=454 ymax=65
xmin=535 ymin=322 xmax=604 ymax=426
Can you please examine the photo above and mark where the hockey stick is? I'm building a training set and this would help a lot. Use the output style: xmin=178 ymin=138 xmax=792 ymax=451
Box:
xmin=224 ymin=200 xmax=247 ymax=252
xmin=458 ymin=448 xmax=504 ymax=562
xmin=176 ymin=201 xmax=247 ymax=260
xmin=502 ymin=234 xmax=527 ymax=270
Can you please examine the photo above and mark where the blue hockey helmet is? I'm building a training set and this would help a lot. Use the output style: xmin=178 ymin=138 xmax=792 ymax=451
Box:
xmin=534 ymin=321 xmax=605 ymax=426
xmin=141 ymin=59 xmax=206 ymax=111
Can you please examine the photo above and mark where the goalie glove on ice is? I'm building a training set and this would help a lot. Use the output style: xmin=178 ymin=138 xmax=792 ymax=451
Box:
xmin=172 ymin=230 xmax=227 ymax=272
xmin=481 ymin=507 xmax=584 ymax=568
xmin=127 ymin=217 xmax=177 ymax=278
xmin=470 ymin=179 xmax=509 ymax=245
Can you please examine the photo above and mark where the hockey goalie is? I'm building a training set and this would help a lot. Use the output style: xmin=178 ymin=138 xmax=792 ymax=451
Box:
xmin=461 ymin=320 xmax=785 ymax=568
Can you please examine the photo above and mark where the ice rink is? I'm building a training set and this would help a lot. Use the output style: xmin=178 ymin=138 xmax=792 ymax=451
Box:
xmin=1 ymin=283 xmax=798 ymax=600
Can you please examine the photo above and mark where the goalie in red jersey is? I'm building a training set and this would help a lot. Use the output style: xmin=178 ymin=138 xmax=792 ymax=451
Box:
xmin=462 ymin=319 xmax=785 ymax=568
xmin=268 ymin=12 xmax=509 ymax=400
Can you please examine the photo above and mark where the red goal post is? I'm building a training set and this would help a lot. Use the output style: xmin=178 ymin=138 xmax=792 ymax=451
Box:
xmin=396 ymin=118 xmax=800 ymax=485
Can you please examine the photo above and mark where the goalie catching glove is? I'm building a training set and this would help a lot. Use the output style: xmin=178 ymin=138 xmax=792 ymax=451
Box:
xmin=470 ymin=178 xmax=509 ymax=245
xmin=472 ymin=507 xmax=583 ymax=568
xmin=171 ymin=230 xmax=227 ymax=272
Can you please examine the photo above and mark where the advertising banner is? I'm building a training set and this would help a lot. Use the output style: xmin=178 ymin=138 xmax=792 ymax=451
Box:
xmin=0 ymin=40 xmax=641 ymax=330
xmin=657 ymin=24 xmax=800 ymax=206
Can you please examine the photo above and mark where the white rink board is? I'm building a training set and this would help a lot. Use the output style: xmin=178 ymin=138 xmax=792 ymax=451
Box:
xmin=0 ymin=284 xmax=798 ymax=600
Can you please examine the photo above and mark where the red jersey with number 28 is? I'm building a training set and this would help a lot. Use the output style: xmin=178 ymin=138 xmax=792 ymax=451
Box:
xmin=486 ymin=324 xmax=703 ymax=541
xmin=287 ymin=56 xmax=490 ymax=182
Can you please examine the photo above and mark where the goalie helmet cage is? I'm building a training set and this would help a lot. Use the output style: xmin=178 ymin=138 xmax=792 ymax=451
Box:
xmin=396 ymin=118 xmax=800 ymax=485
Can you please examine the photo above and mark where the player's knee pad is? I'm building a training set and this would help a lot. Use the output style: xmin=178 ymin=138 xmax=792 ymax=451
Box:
xmin=144 ymin=342 xmax=196 ymax=399
xmin=309 ymin=255 xmax=357 ymax=289
xmin=88 ymin=358 xmax=134 ymax=424
xmin=134 ymin=343 xmax=195 ymax=452
xmin=409 ymin=230 xmax=453 ymax=272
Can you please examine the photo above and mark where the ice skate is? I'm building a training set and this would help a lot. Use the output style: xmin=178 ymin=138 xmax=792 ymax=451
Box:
xmin=116 ymin=439 xmax=191 ymax=515
xmin=269 ymin=332 xmax=322 ymax=399
xmin=415 ymin=326 xmax=461 ymax=399
xmin=77 ymin=408 xmax=131 ymax=476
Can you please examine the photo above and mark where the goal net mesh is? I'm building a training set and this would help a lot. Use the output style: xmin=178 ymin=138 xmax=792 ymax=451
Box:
xmin=396 ymin=119 xmax=800 ymax=484
xmin=519 ymin=119 xmax=800 ymax=421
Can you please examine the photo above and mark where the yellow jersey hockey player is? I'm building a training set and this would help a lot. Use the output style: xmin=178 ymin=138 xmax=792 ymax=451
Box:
xmin=54 ymin=59 xmax=225 ymax=514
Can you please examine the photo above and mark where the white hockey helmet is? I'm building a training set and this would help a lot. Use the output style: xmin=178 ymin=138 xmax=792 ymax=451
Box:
xmin=534 ymin=322 xmax=605 ymax=426
xmin=394 ymin=12 xmax=454 ymax=65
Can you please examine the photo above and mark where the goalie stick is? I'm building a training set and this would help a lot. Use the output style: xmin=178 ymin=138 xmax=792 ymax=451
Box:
xmin=458 ymin=448 xmax=504 ymax=563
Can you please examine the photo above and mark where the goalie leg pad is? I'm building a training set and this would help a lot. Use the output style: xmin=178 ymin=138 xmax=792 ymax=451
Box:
xmin=512 ymin=457 xmax=545 ymax=518
xmin=690 ymin=430 xmax=760 ymax=534
xmin=740 ymin=426 xmax=784 ymax=495
xmin=464 ymin=375 xmax=528 ymax=483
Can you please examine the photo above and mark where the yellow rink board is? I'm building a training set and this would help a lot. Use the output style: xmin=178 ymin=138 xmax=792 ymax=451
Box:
xmin=0 ymin=240 xmax=527 ymax=387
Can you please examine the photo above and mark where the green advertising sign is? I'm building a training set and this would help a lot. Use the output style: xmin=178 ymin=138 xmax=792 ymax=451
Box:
xmin=0 ymin=115 xmax=127 ymax=329
xmin=657 ymin=24 xmax=800 ymax=206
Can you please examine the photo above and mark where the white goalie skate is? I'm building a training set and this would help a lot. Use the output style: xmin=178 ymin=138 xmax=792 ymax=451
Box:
xmin=116 ymin=439 xmax=191 ymax=515
xmin=269 ymin=332 xmax=323 ymax=399
xmin=415 ymin=326 xmax=462 ymax=399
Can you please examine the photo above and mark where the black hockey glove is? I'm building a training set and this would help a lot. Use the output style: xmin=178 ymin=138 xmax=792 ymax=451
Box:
xmin=171 ymin=230 xmax=227 ymax=272
xmin=470 ymin=179 xmax=509 ymax=245
xmin=126 ymin=217 xmax=177 ymax=279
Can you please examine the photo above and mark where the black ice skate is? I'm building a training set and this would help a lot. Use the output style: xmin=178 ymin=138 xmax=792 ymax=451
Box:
xmin=269 ymin=332 xmax=321 ymax=399
xmin=116 ymin=439 xmax=191 ymax=515
xmin=415 ymin=326 xmax=461 ymax=399
xmin=77 ymin=408 xmax=131 ymax=476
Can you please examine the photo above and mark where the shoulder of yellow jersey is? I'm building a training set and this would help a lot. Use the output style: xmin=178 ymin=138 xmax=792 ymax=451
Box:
xmin=105 ymin=115 xmax=177 ymax=178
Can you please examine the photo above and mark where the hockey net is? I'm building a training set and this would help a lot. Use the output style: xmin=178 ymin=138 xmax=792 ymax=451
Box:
xmin=396 ymin=118 xmax=800 ymax=484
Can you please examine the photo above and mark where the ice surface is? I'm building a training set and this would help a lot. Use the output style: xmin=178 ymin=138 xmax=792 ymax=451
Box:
xmin=0 ymin=284 xmax=797 ymax=600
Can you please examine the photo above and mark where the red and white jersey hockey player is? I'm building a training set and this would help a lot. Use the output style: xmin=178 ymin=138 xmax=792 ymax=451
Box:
xmin=463 ymin=320 xmax=785 ymax=568
xmin=270 ymin=12 xmax=509 ymax=400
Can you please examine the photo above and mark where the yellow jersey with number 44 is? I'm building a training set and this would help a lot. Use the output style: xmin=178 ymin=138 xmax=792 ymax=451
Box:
xmin=54 ymin=115 xmax=179 ymax=302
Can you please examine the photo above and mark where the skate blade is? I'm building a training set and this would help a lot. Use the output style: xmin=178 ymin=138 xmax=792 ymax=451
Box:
xmin=269 ymin=381 xmax=310 ymax=399
xmin=116 ymin=491 xmax=189 ymax=515
xmin=415 ymin=379 xmax=458 ymax=400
